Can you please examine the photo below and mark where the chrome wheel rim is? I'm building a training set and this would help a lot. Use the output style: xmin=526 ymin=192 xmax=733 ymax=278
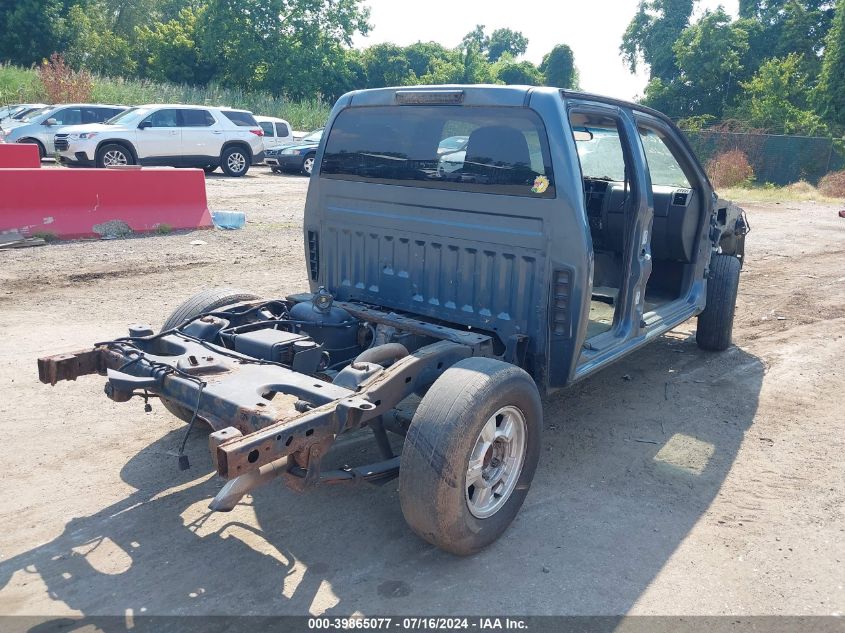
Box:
xmin=227 ymin=152 xmax=246 ymax=173
xmin=303 ymin=157 xmax=314 ymax=174
xmin=103 ymin=150 xmax=128 ymax=166
xmin=465 ymin=405 xmax=527 ymax=519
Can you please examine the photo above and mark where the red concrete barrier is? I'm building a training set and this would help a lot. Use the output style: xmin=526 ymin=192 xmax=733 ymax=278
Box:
xmin=0 ymin=143 xmax=41 ymax=168
xmin=0 ymin=168 xmax=212 ymax=240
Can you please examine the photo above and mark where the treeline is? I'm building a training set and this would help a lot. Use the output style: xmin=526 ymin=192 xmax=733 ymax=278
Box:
xmin=623 ymin=0 xmax=845 ymax=135
xmin=0 ymin=0 xmax=577 ymax=103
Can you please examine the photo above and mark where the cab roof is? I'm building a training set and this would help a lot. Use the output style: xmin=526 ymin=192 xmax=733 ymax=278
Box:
xmin=340 ymin=85 xmax=677 ymax=130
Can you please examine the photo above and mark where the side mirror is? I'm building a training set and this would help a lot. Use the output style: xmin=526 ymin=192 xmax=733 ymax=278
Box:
xmin=138 ymin=120 xmax=151 ymax=130
xmin=44 ymin=118 xmax=57 ymax=127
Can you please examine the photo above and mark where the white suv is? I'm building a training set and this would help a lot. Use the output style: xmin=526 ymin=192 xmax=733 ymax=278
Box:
xmin=55 ymin=104 xmax=266 ymax=177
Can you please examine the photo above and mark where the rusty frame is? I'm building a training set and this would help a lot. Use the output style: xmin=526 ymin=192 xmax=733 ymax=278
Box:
xmin=38 ymin=334 xmax=472 ymax=490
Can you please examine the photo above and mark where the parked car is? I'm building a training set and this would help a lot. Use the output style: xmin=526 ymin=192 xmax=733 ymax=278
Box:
xmin=0 ymin=103 xmax=47 ymax=123
xmin=437 ymin=134 xmax=468 ymax=155
xmin=38 ymin=85 xmax=748 ymax=556
xmin=255 ymin=115 xmax=294 ymax=150
xmin=264 ymin=128 xmax=323 ymax=175
xmin=54 ymin=104 xmax=266 ymax=177
xmin=1 ymin=104 xmax=126 ymax=159
xmin=435 ymin=135 xmax=471 ymax=175
xmin=0 ymin=103 xmax=47 ymax=122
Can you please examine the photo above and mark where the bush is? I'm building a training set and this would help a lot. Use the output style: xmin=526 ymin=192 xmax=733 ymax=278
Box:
xmin=785 ymin=180 xmax=817 ymax=195
xmin=37 ymin=54 xmax=93 ymax=103
xmin=706 ymin=150 xmax=755 ymax=188
xmin=817 ymin=170 xmax=845 ymax=198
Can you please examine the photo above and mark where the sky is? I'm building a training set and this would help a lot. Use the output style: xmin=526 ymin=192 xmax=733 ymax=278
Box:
xmin=354 ymin=0 xmax=739 ymax=100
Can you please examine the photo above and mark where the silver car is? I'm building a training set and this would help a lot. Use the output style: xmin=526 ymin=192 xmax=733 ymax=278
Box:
xmin=1 ymin=103 xmax=126 ymax=159
xmin=0 ymin=103 xmax=48 ymax=123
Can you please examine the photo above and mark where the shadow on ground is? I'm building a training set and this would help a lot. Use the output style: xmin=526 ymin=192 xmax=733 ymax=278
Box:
xmin=0 ymin=332 xmax=764 ymax=627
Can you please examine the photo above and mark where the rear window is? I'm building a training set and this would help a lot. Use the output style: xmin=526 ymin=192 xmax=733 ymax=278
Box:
xmin=221 ymin=110 xmax=258 ymax=127
xmin=321 ymin=106 xmax=555 ymax=198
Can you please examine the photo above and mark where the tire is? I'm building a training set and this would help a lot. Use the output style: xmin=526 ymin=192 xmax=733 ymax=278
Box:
xmin=221 ymin=146 xmax=250 ymax=177
xmin=203 ymin=165 xmax=217 ymax=174
xmin=301 ymin=153 xmax=316 ymax=176
xmin=162 ymin=287 xmax=260 ymax=332
xmin=160 ymin=288 xmax=261 ymax=424
xmin=399 ymin=357 xmax=542 ymax=555
xmin=96 ymin=143 xmax=134 ymax=168
xmin=270 ymin=167 xmax=281 ymax=174
xmin=21 ymin=139 xmax=46 ymax=160
xmin=696 ymin=254 xmax=741 ymax=351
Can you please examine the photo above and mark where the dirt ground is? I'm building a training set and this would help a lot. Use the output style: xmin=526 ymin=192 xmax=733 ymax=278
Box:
xmin=0 ymin=167 xmax=843 ymax=618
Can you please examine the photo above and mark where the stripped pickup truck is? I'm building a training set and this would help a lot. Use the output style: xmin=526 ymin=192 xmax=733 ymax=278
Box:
xmin=38 ymin=86 xmax=748 ymax=555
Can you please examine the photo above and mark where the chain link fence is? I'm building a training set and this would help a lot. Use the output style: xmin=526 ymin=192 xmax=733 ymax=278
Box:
xmin=683 ymin=129 xmax=845 ymax=185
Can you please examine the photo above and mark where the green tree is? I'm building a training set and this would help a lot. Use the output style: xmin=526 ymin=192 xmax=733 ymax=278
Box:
xmin=487 ymin=28 xmax=528 ymax=62
xmin=461 ymin=25 xmax=489 ymax=55
xmin=0 ymin=0 xmax=70 ymax=66
xmin=362 ymin=44 xmax=416 ymax=87
xmin=62 ymin=3 xmax=136 ymax=76
xmin=739 ymin=0 xmax=760 ymax=18
xmin=319 ymin=47 xmax=367 ymax=100
xmin=621 ymin=0 xmax=694 ymax=81
xmin=491 ymin=55 xmax=542 ymax=85
xmin=818 ymin=0 xmax=845 ymax=127
xmin=731 ymin=53 xmax=828 ymax=133
xmin=101 ymin=0 xmax=162 ymax=39
xmin=459 ymin=42 xmax=493 ymax=84
xmin=643 ymin=9 xmax=754 ymax=118
xmin=743 ymin=1 xmax=835 ymax=76
xmin=418 ymin=57 xmax=466 ymax=85
xmin=403 ymin=42 xmax=458 ymax=79
xmin=540 ymin=44 xmax=578 ymax=88
xmin=135 ymin=6 xmax=210 ymax=84
xmin=197 ymin=0 xmax=370 ymax=97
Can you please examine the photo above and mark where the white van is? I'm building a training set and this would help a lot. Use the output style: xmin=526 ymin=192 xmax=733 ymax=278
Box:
xmin=255 ymin=116 xmax=294 ymax=150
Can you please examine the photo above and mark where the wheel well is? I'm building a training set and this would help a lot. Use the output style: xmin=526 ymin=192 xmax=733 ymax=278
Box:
xmin=96 ymin=139 xmax=137 ymax=162
xmin=222 ymin=141 xmax=252 ymax=159
xmin=19 ymin=138 xmax=45 ymax=152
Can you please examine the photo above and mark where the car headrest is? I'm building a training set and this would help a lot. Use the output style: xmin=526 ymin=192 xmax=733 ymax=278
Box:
xmin=464 ymin=126 xmax=531 ymax=170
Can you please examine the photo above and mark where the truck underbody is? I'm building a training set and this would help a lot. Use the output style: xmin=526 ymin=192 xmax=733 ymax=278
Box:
xmin=38 ymin=292 xmax=495 ymax=510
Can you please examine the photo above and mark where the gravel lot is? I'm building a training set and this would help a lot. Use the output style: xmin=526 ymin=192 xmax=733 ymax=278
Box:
xmin=0 ymin=167 xmax=843 ymax=617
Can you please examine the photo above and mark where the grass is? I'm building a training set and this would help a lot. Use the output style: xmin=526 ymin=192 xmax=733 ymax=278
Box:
xmin=719 ymin=182 xmax=844 ymax=204
xmin=0 ymin=64 xmax=331 ymax=130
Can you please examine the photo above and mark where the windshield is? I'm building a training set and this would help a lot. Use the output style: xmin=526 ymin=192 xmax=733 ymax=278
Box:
xmin=104 ymin=107 xmax=152 ymax=125
xmin=19 ymin=106 xmax=51 ymax=122
xmin=302 ymin=130 xmax=323 ymax=143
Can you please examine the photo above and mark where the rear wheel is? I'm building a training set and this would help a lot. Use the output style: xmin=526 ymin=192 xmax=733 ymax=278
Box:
xmin=96 ymin=143 xmax=134 ymax=168
xmin=696 ymin=254 xmax=741 ymax=351
xmin=160 ymin=288 xmax=260 ymax=423
xmin=301 ymin=153 xmax=315 ymax=175
xmin=399 ymin=357 xmax=542 ymax=555
xmin=221 ymin=146 xmax=250 ymax=177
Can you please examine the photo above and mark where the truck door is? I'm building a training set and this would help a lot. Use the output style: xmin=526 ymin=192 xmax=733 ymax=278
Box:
xmin=564 ymin=103 xmax=654 ymax=373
